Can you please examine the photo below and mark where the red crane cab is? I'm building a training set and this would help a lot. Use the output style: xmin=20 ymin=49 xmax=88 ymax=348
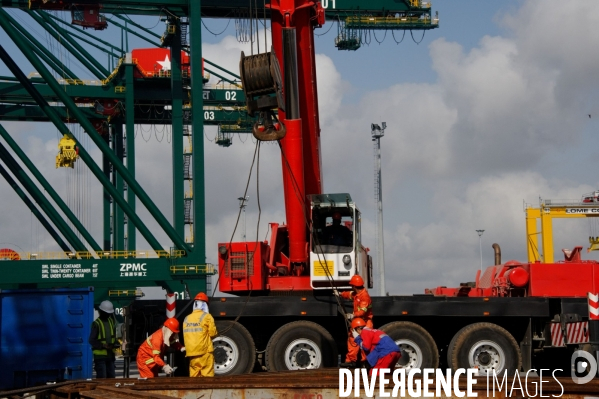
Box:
xmin=217 ymin=193 xmax=372 ymax=294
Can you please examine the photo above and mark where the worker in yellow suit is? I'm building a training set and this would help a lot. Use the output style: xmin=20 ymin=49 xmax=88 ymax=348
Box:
xmin=183 ymin=292 xmax=218 ymax=377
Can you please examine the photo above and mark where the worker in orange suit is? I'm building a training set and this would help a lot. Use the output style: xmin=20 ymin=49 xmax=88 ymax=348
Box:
xmin=136 ymin=318 xmax=185 ymax=378
xmin=335 ymin=274 xmax=373 ymax=367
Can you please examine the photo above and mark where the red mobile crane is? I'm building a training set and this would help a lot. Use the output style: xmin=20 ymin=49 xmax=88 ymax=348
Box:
xmin=217 ymin=0 xmax=370 ymax=294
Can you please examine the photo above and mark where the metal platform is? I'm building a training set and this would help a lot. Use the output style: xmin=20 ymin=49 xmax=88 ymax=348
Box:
xmin=4 ymin=369 xmax=599 ymax=399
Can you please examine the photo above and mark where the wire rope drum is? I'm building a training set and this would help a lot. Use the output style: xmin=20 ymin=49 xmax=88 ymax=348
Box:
xmin=239 ymin=49 xmax=286 ymax=141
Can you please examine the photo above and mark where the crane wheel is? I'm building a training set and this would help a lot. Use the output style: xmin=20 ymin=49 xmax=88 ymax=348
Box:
xmin=379 ymin=321 xmax=439 ymax=370
xmin=265 ymin=321 xmax=337 ymax=371
xmin=212 ymin=321 xmax=256 ymax=375
xmin=447 ymin=322 xmax=521 ymax=375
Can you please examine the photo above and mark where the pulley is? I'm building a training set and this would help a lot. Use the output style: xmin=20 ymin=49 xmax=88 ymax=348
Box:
xmin=239 ymin=49 xmax=286 ymax=141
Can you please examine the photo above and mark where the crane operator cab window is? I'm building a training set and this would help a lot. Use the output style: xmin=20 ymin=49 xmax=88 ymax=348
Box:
xmin=308 ymin=194 xmax=368 ymax=289
xmin=313 ymin=210 xmax=354 ymax=254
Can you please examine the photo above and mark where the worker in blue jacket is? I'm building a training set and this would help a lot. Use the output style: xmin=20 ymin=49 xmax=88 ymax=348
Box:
xmin=351 ymin=318 xmax=401 ymax=375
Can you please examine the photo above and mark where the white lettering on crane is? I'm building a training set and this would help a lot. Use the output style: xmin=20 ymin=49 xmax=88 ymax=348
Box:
xmin=566 ymin=208 xmax=599 ymax=214
xmin=119 ymin=263 xmax=148 ymax=272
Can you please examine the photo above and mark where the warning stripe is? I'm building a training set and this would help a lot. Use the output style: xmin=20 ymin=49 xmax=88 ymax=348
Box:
xmin=551 ymin=323 xmax=564 ymax=347
xmin=551 ymin=322 xmax=589 ymax=347
xmin=166 ymin=293 xmax=176 ymax=318
xmin=588 ymin=292 xmax=599 ymax=320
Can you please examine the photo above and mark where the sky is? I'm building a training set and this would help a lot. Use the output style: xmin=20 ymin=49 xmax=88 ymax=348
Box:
xmin=1 ymin=0 xmax=599 ymax=298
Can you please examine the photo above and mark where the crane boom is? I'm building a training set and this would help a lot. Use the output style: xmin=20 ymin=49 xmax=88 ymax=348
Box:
xmin=271 ymin=0 xmax=324 ymax=266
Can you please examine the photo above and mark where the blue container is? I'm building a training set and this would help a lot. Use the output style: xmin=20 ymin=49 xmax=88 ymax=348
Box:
xmin=0 ymin=287 xmax=94 ymax=390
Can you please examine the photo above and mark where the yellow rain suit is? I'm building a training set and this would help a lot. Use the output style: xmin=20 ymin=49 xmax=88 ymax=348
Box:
xmin=183 ymin=309 xmax=218 ymax=377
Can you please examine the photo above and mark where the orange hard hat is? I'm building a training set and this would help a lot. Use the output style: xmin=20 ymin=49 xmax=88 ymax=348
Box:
xmin=332 ymin=212 xmax=342 ymax=220
xmin=349 ymin=275 xmax=364 ymax=287
xmin=164 ymin=318 xmax=180 ymax=333
xmin=351 ymin=318 xmax=366 ymax=329
xmin=195 ymin=292 xmax=209 ymax=303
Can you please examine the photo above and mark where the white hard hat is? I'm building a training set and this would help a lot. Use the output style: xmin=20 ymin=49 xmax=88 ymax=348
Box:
xmin=99 ymin=300 xmax=114 ymax=314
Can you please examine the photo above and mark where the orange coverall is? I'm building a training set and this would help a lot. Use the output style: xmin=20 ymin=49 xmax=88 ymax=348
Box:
xmin=341 ymin=288 xmax=373 ymax=363
xmin=136 ymin=328 xmax=182 ymax=378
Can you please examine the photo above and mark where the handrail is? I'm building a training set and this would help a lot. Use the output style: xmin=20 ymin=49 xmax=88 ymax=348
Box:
xmin=19 ymin=249 xmax=186 ymax=260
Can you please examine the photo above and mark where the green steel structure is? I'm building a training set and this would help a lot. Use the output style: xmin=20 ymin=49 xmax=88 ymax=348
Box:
xmin=0 ymin=0 xmax=437 ymax=304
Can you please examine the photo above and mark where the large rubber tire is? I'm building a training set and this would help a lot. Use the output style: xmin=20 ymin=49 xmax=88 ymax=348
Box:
xmin=448 ymin=322 xmax=521 ymax=375
xmin=213 ymin=321 xmax=256 ymax=375
xmin=379 ymin=321 xmax=439 ymax=369
xmin=265 ymin=321 xmax=338 ymax=371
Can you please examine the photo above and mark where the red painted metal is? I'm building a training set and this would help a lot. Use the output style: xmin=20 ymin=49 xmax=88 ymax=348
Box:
xmin=71 ymin=6 xmax=107 ymax=30
xmin=218 ymin=241 xmax=269 ymax=292
xmin=270 ymin=0 xmax=322 ymax=267
xmin=551 ymin=321 xmax=590 ymax=346
xmin=0 ymin=248 xmax=19 ymax=261
xmin=218 ymin=223 xmax=313 ymax=294
xmin=130 ymin=48 xmax=191 ymax=78
xmin=280 ymin=119 xmax=307 ymax=266
xmin=507 ymin=266 xmax=529 ymax=287
xmin=589 ymin=292 xmax=599 ymax=320
xmin=426 ymin=246 xmax=599 ymax=299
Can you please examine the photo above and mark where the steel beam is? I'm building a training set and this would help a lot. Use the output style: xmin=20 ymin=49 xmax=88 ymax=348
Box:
xmin=125 ymin=62 xmax=136 ymax=251
xmin=0 ymin=162 xmax=71 ymax=252
xmin=0 ymin=124 xmax=102 ymax=252
xmin=170 ymin=18 xmax=185 ymax=239
xmin=0 ymin=141 xmax=88 ymax=252
xmin=26 ymin=10 xmax=107 ymax=80
xmin=0 ymin=11 xmax=191 ymax=253
xmin=189 ymin=0 xmax=206 ymax=260
xmin=0 ymin=37 xmax=166 ymax=253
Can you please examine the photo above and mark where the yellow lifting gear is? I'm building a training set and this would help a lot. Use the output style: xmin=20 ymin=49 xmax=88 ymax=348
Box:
xmin=526 ymin=199 xmax=599 ymax=263
xmin=55 ymin=135 xmax=79 ymax=168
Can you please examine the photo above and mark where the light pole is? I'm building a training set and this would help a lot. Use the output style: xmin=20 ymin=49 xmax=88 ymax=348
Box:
xmin=372 ymin=122 xmax=386 ymax=296
xmin=238 ymin=196 xmax=249 ymax=241
xmin=476 ymin=229 xmax=485 ymax=272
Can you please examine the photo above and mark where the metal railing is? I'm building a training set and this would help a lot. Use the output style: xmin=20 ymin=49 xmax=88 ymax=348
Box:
xmin=345 ymin=15 xmax=434 ymax=27
xmin=169 ymin=264 xmax=216 ymax=274
xmin=19 ymin=249 xmax=186 ymax=260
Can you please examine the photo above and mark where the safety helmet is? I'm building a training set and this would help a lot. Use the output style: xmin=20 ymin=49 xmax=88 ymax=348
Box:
xmin=351 ymin=318 xmax=366 ymax=329
xmin=98 ymin=300 xmax=114 ymax=314
xmin=164 ymin=318 xmax=180 ymax=333
xmin=349 ymin=275 xmax=364 ymax=287
xmin=332 ymin=212 xmax=342 ymax=220
xmin=195 ymin=292 xmax=209 ymax=303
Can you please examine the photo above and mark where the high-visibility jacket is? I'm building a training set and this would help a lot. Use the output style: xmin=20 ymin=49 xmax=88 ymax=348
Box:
xmin=341 ymin=288 xmax=373 ymax=323
xmin=355 ymin=327 xmax=400 ymax=367
xmin=91 ymin=317 xmax=117 ymax=357
xmin=137 ymin=329 xmax=168 ymax=369
xmin=183 ymin=310 xmax=218 ymax=357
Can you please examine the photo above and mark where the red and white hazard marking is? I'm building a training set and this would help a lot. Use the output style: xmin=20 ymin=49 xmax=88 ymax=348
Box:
xmin=550 ymin=322 xmax=589 ymax=347
xmin=589 ymin=292 xmax=599 ymax=320
xmin=166 ymin=293 xmax=176 ymax=318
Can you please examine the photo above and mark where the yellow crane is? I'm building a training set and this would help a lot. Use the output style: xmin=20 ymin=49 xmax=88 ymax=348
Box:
xmin=525 ymin=196 xmax=599 ymax=263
